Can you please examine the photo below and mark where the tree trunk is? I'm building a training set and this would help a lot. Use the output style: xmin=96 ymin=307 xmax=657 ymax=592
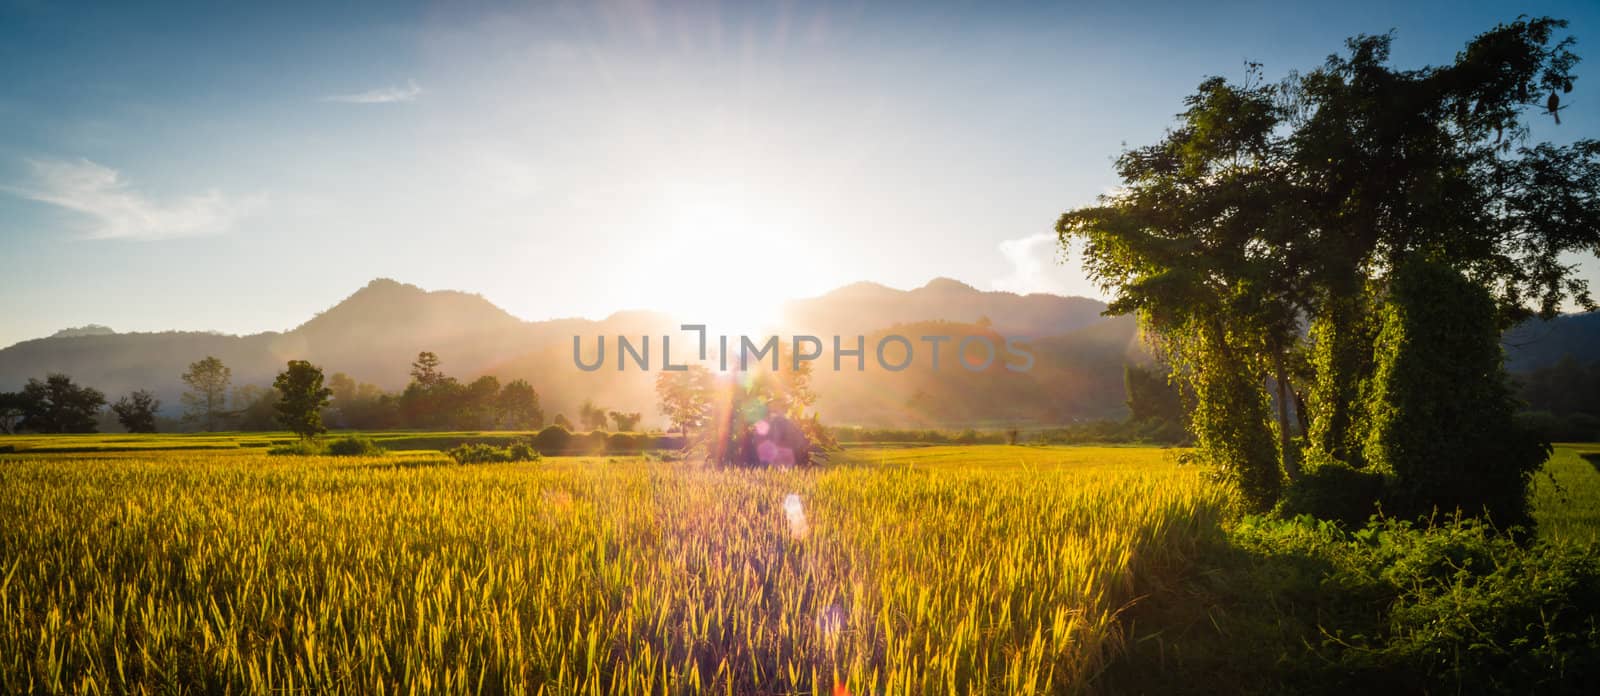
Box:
xmin=1275 ymin=354 xmax=1301 ymax=482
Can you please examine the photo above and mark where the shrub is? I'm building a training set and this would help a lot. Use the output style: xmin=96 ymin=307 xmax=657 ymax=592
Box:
xmin=533 ymin=425 xmax=572 ymax=455
xmin=1218 ymin=516 xmax=1600 ymax=694
xmin=446 ymin=441 xmax=541 ymax=465
xmin=605 ymin=432 xmax=650 ymax=454
xmin=1278 ymin=458 xmax=1386 ymax=527
xmin=325 ymin=435 xmax=385 ymax=457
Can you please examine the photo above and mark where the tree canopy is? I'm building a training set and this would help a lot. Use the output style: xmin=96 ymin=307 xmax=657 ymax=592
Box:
xmin=1058 ymin=17 xmax=1600 ymax=515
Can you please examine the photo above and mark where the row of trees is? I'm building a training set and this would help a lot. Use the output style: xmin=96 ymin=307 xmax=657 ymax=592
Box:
xmin=0 ymin=351 xmax=565 ymax=435
xmin=1058 ymin=17 xmax=1600 ymax=524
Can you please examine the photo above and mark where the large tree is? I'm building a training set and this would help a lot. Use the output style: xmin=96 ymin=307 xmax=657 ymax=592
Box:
xmin=112 ymin=390 xmax=161 ymax=433
xmin=497 ymin=379 xmax=544 ymax=430
xmin=1059 ymin=17 xmax=1599 ymax=511
xmin=181 ymin=356 xmax=233 ymax=431
xmin=273 ymin=360 xmax=333 ymax=440
xmin=18 ymin=374 xmax=107 ymax=434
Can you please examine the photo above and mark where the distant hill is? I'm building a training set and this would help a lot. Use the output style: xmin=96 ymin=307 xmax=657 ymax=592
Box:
xmin=781 ymin=277 xmax=1108 ymax=338
xmin=1503 ymin=312 xmax=1600 ymax=372
xmin=4 ymin=278 xmax=1593 ymax=428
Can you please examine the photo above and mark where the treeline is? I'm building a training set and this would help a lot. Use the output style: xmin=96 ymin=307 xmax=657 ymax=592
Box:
xmin=1516 ymin=355 xmax=1600 ymax=441
xmin=0 ymin=350 xmax=645 ymax=435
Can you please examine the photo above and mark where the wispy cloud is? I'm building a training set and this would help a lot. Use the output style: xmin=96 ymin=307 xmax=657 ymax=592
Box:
xmin=991 ymin=232 xmax=1104 ymax=299
xmin=323 ymin=80 xmax=422 ymax=104
xmin=4 ymin=158 xmax=262 ymax=241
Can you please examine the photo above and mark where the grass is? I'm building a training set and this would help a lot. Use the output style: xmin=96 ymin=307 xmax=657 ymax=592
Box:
xmin=1531 ymin=443 xmax=1600 ymax=543
xmin=0 ymin=435 xmax=1595 ymax=693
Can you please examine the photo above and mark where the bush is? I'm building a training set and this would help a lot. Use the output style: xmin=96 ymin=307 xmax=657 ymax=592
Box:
xmin=533 ymin=425 xmax=572 ymax=455
xmin=1278 ymin=458 xmax=1386 ymax=527
xmin=446 ymin=441 xmax=541 ymax=465
xmin=605 ymin=432 xmax=651 ymax=454
xmin=1229 ymin=516 xmax=1600 ymax=694
xmin=325 ymin=435 xmax=385 ymax=457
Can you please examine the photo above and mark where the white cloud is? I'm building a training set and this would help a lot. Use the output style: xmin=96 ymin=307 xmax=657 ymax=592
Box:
xmin=991 ymin=232 xmax=1104 ymax=299
xmin=5 ymin=158 xmax=262 ymax=241
xmin=323 ymin=80 xmax=422 ymax=104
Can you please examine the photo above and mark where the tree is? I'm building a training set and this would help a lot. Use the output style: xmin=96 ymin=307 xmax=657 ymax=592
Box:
xmin=400 ymin=351 xmax=462 ymax=428
xmin=1364 ymin=258 xmax=1549 ymax=526
xmin=578 ymin=399 xmax=609 ymax=431
xmin=112 ymin=390 xmax=161 ymax=433
xmin=1058 ymin=65 xmax=1303 ymax=504
xmin=231 ymin=385 xmax=280 ymax=431
xmin=656 ymin=367 xmax=716 ymax=434
xmin=181 ymin=356 xmax=232 ymax=431
xmin=18 ymin=374 xmax=107 ymax=433
xmin=609 ymin=410 xmax=642 ymax=432
xmin=460 ymin=375 xmax=501 ymax=430
xmin=553 ymin=413 xmax=574 ymax=430
xmin=273 ymin=360 xmax=333 ymax=440
xmin=1059 ymin=17 xmax=1600 ymax=514
xmin=1124 ymin=363 xmax=1184 ymax=425
xmin=497 ymin=379 xmax=544 ymax=430
xmin=411 ymin=352 xmax=444 ymax=386
xmin=0 ymin=392 xmax=25 ymax=435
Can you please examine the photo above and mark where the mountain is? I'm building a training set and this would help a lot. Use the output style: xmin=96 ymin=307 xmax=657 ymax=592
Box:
xmin=781 ymin=277 xmax=1108 ymax=338
xmin=0 ymin=277 xmax=1136 ymax=427
xmin=1503 ymin=312 xmax=1600 ymax=372
xmin=6 ymin=278 xmax=1593 ymax=429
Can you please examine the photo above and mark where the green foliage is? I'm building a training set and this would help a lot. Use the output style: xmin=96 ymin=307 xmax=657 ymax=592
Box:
xmin=1306 ymin=293 xmax=1377 ymax=467
xmin=1060 ymin=17 xmax=1600 ymax=516
xmin=325 ymin=434 xmax=385 ymax=457
xmin=445 ymin=441 xmax=541 ymax=464
xmin=1236 ymin=516 xmax=1600 ymax=694
xmin=17 ymin=374 xmax=106 ymax=434
xmin=272 ymin=360 xmax=333 ymax=440
xmin=1182 ymin=323 xmax=1284 ymax=509
xmin=1278 ymin=456 xmax=1386 ymax=527
xmin=180 ymin=356 xmax=232 ymax=431
xmin=111 ymin=390 xmax=161 ymax=433
xmin=1365 ymin=259 xmax=1551 ymax=527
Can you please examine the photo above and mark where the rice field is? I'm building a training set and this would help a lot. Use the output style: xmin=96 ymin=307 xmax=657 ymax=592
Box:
xmin=2 ymin=439 xmax=1596 ymax=694
xmin=0 ymin=442 xmax=1227 ymax=695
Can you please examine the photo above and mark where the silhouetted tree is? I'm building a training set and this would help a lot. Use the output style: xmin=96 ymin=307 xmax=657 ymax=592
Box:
xmin=553 ymin=413 xmax=574 ymax=430
xmin=182 ymin=356 xmax=232 ymax=431
xmin=274 ymin=360 xmax=333 ymax=440
xmin=0 ymin=392 xmax=24 ymax=435
xmin=112 ymin=390 xmax=161 ymax=433
xmin=400 ymin=352 xmax=463 ymax=428
xmin=578 ymin=399 xmax=609 ymax=431
xmin=461 ymin=375 xmax=501 ymax=430
xmin=497 ymin=379 xmax=543 ymax=430
xmin=18 ymin=374 xmax=106 ymax=433
xmin=609 ymin=410 xmax=642 ymax=432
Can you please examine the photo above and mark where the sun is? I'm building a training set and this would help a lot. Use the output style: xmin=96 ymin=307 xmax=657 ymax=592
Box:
xmin=629 ymin=179 xmax=806 ymax=338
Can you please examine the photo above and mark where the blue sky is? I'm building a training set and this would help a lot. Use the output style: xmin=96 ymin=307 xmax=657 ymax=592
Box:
xmin=1 ymin=0 xmax=1597 ymax=347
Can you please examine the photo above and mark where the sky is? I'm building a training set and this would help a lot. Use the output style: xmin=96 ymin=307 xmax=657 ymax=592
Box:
xmin=1 ymin=0 xmax=1598 ymax=347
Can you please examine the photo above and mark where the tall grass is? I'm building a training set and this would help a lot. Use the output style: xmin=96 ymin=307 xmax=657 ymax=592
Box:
xmin=0 ymin=446 xmax=1225 ymax=694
